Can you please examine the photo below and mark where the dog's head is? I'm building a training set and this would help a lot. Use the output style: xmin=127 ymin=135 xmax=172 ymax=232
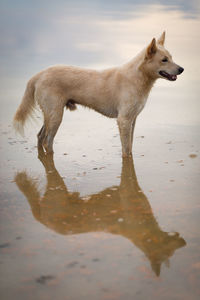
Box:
xmin=144 ymin=32 xmax=184 ymax=81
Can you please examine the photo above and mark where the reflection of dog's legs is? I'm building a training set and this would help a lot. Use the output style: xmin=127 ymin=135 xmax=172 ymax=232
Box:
xmin=37 ymin=146 xmax=67 ymax=191
xmin=121 ymin=156 xmax=137 ymax=186
xmin=120 ymin=156 xmax=153 ymax=222
xmin=37 ymin=145 xmax=56 ymax=173
xmin=120 ymin=156 xmax=144 ymax=208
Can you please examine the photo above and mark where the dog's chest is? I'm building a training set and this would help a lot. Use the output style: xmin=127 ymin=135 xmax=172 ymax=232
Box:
xmin=132 ymin=95 xmax=148 ymax=116
xmin=137 ymin=97 xmax=148 ymax=114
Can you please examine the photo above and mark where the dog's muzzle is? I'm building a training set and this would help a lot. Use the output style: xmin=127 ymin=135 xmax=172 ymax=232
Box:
xmin=159 ymin=66 xmax=184 ymax=81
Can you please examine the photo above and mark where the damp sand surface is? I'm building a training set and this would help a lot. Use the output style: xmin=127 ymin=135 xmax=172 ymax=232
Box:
xmin=0 ymin=112 xmax=200 ymax=300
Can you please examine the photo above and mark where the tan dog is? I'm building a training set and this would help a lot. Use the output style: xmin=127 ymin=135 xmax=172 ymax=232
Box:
xmin=13 ymin=32 xmax=184 ymax=156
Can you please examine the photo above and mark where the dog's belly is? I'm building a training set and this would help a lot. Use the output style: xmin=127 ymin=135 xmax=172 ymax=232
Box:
xmin=78 ymin=101 xmax=118 ymax=118
xmin=71 ymin=96 xmax=119 ymax=118
xmin=95 ymin=106 xmax=118 ymax=118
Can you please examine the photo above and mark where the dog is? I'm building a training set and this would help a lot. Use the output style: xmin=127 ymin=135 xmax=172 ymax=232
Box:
xmin=13 ymin=31 xmax=184 ymax=157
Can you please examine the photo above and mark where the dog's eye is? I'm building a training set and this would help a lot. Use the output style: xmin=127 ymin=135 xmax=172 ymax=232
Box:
xmin=162 ymin=57 xmax=168 ymax=62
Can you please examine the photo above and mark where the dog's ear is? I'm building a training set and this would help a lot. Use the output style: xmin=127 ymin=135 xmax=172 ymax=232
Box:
xmin=157 ymin=31 xmax=166 ymax=46
xmin=146 ymin=38 xmax=157 ymax=59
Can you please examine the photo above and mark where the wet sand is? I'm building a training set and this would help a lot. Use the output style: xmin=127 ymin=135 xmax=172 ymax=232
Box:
xmin=0 ymin=107 xmax=200 ymax=299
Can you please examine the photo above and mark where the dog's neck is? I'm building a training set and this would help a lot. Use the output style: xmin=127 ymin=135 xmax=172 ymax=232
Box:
xmin=121 ymin=51 xmax=157 ymax=96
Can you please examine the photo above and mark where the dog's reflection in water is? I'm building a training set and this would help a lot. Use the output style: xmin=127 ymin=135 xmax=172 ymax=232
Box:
xmin=15 ymin=149 xmax=186 ymax=276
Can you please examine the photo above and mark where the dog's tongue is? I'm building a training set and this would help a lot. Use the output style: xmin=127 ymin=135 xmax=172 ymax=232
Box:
xmin=171 ymin=75 xmax=177 ymax=80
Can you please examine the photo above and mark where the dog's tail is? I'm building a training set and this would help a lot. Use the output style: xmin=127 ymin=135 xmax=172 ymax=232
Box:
xmin=13 ymin=76 xmax=37 ymax=135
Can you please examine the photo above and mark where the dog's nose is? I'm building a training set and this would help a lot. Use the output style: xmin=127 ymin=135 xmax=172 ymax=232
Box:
xmin=178 ymin=67 xmax=184 ymax=74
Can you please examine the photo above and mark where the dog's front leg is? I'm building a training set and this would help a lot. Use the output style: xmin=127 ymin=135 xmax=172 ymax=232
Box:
xmin=131 ymin=118 xmax=136 ymax=148
xmin=117 ymin=117 xmax=133 ymax=157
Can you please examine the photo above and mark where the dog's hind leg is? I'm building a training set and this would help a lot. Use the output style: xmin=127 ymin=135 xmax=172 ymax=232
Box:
xmin=42 ymin=108 xmax=64 ymax=154
xmin=37 ymin=125 xmax=46 ymax=145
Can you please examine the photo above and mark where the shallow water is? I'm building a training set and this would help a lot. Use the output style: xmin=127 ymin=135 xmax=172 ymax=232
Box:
xmin=0 ymin=1 xmax=200 ymax=299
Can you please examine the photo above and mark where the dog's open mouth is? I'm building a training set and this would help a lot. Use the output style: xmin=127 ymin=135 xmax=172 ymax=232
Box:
xmin=159 ymin=71 xmax=177 ymax=81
